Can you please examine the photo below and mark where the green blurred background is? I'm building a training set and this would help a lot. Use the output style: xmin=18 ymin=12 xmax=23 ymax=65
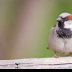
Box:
xmin=0 ymin=0 xmax=72 ymax=59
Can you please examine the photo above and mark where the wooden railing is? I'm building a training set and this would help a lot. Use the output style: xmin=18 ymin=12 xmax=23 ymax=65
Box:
xmin=0 ymin=57 xmax=72 ymax=69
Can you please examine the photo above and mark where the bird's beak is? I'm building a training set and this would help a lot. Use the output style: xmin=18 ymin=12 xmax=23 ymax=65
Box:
xmin=56 ymin=17 xmax=63 ymax=22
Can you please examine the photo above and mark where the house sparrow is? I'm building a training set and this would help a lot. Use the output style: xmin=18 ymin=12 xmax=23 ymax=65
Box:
xmin=48 ymin=12 xmax=72 ymax=58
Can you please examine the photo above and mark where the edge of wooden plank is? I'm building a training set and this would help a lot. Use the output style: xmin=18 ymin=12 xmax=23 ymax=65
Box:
xmin=0 ymin=57 xmax=72 ymax=69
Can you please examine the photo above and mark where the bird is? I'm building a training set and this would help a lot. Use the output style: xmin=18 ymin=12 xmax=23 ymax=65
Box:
xmin=48 ymin=12 xmax=72 ymax=58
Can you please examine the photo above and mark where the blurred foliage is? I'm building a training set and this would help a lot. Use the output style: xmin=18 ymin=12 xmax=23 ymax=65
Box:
xmin=0 ymin=0 xmax=72 ymax=59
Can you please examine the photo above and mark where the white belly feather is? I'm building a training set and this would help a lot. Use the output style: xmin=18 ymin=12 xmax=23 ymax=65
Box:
xmin=48 ymin=27 xmax=72 ymax=55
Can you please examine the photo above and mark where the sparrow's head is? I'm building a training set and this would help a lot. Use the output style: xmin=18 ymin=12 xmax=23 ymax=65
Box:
xmin=55 ymin=13 xmax=72 ymax=38
xmin=56 ymin=12 xmax=72 ymax=29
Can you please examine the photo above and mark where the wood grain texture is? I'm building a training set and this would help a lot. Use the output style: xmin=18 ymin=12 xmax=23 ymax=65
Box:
xmin=0 ymin=57 xmax=72 ymax=69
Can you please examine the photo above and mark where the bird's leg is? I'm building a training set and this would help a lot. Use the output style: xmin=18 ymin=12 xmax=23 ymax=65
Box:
xmin=70 ymin=52 xmax=72 ymax=56
xmin=53 ymin=52 xmax=60 ymax=58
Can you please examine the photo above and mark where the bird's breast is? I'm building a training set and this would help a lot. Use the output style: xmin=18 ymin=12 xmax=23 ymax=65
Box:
xmin=56 ymin=28 xmax=72 ymax=38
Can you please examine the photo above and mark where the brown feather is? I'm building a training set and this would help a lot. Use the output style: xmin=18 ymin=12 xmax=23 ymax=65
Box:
xmin=53 ymin=23 xmax=57 ymax=27
xmin=67 ymin=15 xmax=72 ymax=20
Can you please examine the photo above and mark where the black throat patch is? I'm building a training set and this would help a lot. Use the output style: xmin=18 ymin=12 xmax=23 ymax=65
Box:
xmin=56 ymin=22 xmax=72 ymax=38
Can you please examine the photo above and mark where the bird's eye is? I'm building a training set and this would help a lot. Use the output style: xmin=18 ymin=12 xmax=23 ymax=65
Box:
xmin=64 ymin=17 xmax=69 ymax=21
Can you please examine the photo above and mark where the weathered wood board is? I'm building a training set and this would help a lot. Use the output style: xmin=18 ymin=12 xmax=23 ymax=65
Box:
xmin=0 ymin=57 xmax=72 ymax=69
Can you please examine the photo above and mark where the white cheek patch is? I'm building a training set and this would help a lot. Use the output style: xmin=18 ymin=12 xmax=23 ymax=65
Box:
xmin=64 ymin=21 xmax=72 ymax=29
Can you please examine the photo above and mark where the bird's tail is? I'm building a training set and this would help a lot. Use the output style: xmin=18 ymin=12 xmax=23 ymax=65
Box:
xmin=47 ymin=47 xmax=49 ymax=49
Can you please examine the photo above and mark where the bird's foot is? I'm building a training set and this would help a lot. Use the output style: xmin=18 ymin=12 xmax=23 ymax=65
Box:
xmin=53 ymin=52 xmax=60 ymax=58
xmin=53 ymin=55 xmax=60 ymax=58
